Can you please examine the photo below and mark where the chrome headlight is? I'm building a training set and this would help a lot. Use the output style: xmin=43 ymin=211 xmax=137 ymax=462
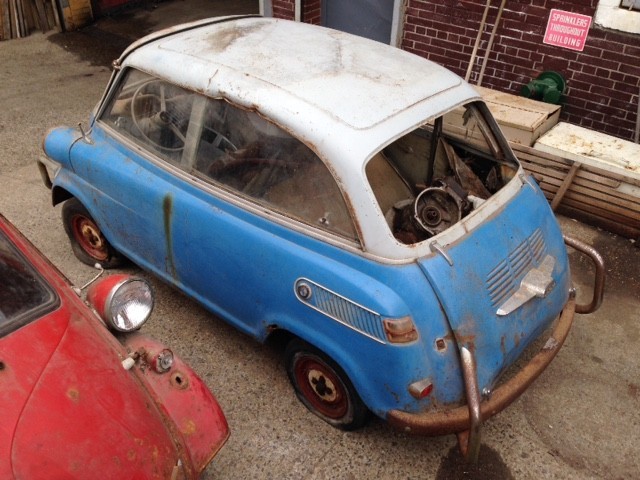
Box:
xmin=87 ymin=275 xmax=154 ymax=332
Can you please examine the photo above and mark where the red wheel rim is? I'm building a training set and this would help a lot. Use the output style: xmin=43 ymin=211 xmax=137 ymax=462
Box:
xmin=71 ymin=215 xmax=109 ymax=261
xmin=293 ymin=354 xmax=349 ymax=420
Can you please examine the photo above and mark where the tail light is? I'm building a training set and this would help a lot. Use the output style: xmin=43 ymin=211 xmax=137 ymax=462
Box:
xmin=383 ymin=316 xmax=418 ymax=343
xmin=86 ymin=274 xmax=154 ymax=332
xmin=408 ymin=378 xmax=434 ymax=399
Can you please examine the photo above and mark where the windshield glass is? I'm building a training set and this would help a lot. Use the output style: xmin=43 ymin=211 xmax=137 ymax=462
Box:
xmin=366 ymin=101 xmax=519 ymax=245
xmin=0 ymin=231 xmax=58 ymax=336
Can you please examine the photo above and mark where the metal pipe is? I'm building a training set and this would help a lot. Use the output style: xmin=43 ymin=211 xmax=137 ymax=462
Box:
xmin=465 ymin=0 xmax=492 ymax=82
xmin=294 ymin=0 xmax=301 ymax=22
xmin=635 ymin=85 xmax=639 ymax=144
xmin=459 ymin=346 xmax=482 ymax=462
xmin=477 ymin=0 xmax=507 ymax=86
xmin=563 ymin=235 xmax=606 ymax=314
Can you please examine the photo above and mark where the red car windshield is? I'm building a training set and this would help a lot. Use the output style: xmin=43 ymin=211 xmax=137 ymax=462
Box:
xmin=0 ymin=231 xmax=59 ymax=336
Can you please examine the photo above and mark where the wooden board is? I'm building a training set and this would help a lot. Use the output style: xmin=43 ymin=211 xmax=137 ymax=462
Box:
xmin=512 ymin=143 xmax=640 ymax=240
xmin=1 ymin=0 xmax=11 ymax=40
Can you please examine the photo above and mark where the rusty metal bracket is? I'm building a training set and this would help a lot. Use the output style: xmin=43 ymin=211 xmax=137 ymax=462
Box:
xmin=563 ymin=235 xmax=605 ymax=314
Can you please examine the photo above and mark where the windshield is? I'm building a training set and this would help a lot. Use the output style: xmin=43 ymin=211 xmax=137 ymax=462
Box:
xmin=0 ymin=231 xmax=59 ymax=336
xmin=366 ymin=101 xmax=519 ymax=245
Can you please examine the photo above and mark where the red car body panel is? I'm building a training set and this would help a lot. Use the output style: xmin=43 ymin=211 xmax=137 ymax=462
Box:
xmin=0 ymin=215 xmax=228 ymax=479
xmin=122 ymin=334 xmax=229 ymax=472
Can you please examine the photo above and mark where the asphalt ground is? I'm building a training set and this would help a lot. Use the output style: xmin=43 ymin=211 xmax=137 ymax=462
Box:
xmin=1 ymin=1 xmax=639 ymax=478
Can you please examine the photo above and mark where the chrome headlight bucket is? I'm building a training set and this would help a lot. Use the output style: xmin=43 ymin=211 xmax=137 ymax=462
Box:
xmin=87 ymin=275 xmax=154 ymax=332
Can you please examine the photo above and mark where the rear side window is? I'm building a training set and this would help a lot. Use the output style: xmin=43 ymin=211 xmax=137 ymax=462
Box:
xmin=190 ymin=98 xmax=357 ymax=240
xmin=0 ymin=232 xmax=58 ymax=336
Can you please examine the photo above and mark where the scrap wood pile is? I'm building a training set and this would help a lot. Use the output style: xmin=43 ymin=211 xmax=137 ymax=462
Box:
xmin=0 ymin=0 xmax=60 ymax=40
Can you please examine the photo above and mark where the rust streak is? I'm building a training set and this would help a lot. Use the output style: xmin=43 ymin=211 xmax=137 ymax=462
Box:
xmin=163 ymin=194 xmax=177 ymax=279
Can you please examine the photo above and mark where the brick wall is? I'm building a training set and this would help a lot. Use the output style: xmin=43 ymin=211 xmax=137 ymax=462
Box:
xmin=303 ymin=0 xmax=321 ymax=24
xmin=272 ymin=0 xmax=295 ymax=19
xmin=270 ymin=0 xmax=639 ymax=141
xmin=272 ymin=0 xmax=321 ymax=23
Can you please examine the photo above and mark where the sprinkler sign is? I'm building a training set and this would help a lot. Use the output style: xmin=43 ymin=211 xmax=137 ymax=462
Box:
xmin=544 ymin=9 xmax=592 ymax=52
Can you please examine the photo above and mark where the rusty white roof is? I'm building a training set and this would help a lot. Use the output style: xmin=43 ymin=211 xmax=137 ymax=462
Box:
xmin=121 ymin=16 xmax=477 ymax=136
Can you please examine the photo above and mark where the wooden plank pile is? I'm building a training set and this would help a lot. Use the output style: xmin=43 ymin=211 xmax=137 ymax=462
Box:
xmin=513 ymin=143 xmax=640 ymax=240
xmin=0 ymin=0 xmax=61 ymax=40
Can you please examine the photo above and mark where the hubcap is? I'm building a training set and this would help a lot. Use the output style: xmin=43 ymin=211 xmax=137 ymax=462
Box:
xmin=294 ymin=355 xmax=348 ymax=419
xmin=73 ymin=216 xmax=108 ymax=260
xmin=307 ymin=368 xmax=338 ymax=402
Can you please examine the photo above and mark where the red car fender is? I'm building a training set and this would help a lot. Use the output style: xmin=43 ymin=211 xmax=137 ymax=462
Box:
xmin=121 ymin=333 xmax=229 ymax=475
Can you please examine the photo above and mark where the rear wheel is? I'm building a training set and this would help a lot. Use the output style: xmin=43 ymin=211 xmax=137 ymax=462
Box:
xmin=285 ymin=338 xmax=369 ymax=430
xmin=62 ymin=198 xmax=125 ymax=268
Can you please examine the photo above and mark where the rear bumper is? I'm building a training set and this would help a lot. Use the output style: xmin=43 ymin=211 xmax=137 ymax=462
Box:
xmin=386 ymin=296 xmax=576 ymax=437
xmin=387 ymin=233 xmax=604 ymax=461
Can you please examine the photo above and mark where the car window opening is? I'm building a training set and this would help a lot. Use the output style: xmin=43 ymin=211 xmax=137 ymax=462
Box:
xmin=367 ymin=102 xmax=518 ymax=245
xmin=0 ymin=232 xmax=59 ymax=335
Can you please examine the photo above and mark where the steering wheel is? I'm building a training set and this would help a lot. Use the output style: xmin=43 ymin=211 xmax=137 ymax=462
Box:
xmin=413 ymin=183 xmax=464 ymax=236
xmin=131 ymin=80 xmax=187 ymax=152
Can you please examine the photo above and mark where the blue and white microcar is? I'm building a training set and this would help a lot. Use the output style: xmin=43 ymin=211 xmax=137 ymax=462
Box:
xmin=39 ymin=15 xmax=603 ymax=458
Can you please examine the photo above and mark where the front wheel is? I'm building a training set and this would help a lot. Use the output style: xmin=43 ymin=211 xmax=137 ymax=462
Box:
xmin=62 ymin=198 xmax=125 ymax=268
xmin=285 ymin=339 xmax=369 ymax=430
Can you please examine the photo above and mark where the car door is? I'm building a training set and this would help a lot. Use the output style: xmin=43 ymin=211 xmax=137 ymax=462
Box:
xmin=72 ymin=69 xmax=359 ymax=337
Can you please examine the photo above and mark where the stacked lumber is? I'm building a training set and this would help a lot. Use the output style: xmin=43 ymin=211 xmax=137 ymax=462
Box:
xmin=513 ymin=143 xmax=640 ymax=240
xmin=0 ymin=0 xmax=60 ymax=40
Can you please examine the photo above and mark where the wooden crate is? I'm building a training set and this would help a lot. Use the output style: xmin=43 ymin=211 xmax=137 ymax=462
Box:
xmin=445 ymin=86 xmax=561 ymax=146
xmin=477 ymin=86 xmax=561 ymax=146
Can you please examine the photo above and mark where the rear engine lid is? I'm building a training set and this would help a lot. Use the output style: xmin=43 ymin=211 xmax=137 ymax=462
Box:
xmin=418 ymin=181 xmax=571 ymax=392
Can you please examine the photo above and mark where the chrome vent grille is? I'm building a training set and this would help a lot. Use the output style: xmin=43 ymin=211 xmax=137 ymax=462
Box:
xmin=486 ymin=229 xmax=547 ymax=307
xmin=294 ymin=278 xmax=386 ymax=343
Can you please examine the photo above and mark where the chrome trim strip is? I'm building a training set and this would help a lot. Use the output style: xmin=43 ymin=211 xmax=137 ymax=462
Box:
xmin=294 ymin=278 xmax=386 ymax=344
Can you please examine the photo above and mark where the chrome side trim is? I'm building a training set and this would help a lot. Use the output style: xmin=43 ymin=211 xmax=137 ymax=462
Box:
xmin=294 ymin=278 xmax=386 ymax=343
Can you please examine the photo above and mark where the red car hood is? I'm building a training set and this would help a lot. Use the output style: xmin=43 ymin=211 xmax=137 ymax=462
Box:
xmin=3 ymin=305 xmax=182 ymax=478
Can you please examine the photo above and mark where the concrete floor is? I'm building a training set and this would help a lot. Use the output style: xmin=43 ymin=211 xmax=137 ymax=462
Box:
xmin=1 ymin=1 xmax=638 ymax=478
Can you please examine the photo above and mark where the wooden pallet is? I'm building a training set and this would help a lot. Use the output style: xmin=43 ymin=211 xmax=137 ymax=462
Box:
xmin=513 ymin=143 xmax=640 ymax=240
xmin=0 ymin=0 xmax=59 ymax=40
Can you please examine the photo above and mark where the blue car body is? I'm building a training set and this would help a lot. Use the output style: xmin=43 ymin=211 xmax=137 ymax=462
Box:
xmin=39 ymin=16 xmax=585 ymax=453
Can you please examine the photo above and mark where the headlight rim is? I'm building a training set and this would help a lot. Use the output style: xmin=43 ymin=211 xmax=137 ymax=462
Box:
xmin=104 ymin=277 xmax=154 ymax=332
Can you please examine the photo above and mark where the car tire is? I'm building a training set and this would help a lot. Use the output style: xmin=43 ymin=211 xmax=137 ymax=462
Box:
xmin=62 ymin=198 xmax=125 ymax=269
xmin=285 ymin=338 xmax=369 ymax=430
